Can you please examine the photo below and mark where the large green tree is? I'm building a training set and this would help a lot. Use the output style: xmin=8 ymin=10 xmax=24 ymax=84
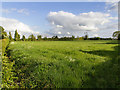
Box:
xmin=14 ymin=30 xmax=18 ymax=41
xmin=14 ymin=30 xmax=21 ymax=41
xmin=22 ymin=35 xmax=26 ymax=41
xmin=71 ymin=35 xmax=75 ymax=41
xmin=118 ymin=33 xmax=120 ymax=40
xmin=52 ymin=36 xmax=58 ymax=41
xmin=0 ymin=26 xmax=8 ymax=39
xmin=28 ymin=34 xmax=36 ymax=41
xmin=84 ymin=32 xmax=88 ymax=40
xmin=113 ymin=31 xmax=120 ymax=40
xmin=9 ymin=32 xmax=13 ymax=41
xmin=43 ymin=37 xmax=47 ymax=41
xmin=37 ymin=35 xmax=42 ymax=41
xmin=18 ymin=34 xmax=20 ymax=41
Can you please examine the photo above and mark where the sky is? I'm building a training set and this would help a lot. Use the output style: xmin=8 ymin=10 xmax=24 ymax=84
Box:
xmin=0 ymin=1 xmax=118 ymax=38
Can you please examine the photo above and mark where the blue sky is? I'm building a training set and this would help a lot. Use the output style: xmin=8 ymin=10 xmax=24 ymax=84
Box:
xmin=2 ymin=2 xmax=106 ymax=30
xmin=1 ymin=2 xmax=118 ymax=38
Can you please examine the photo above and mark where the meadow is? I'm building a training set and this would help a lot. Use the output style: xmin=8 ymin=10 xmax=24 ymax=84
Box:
xmin=2 ymin=40 xmax=120 ymax=88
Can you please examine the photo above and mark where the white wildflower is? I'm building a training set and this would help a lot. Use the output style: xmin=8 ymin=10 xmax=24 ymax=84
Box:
xmin=27 ymin=46 xmax=32 ymax=49
xmin=69 ymin=57 xmax=75 ymax=62
xmin=11 ymin=42 xmax=14 ymax=44
xmin=65 ymin=56 xmax=67 ymax=58
xmin=23 ymin=57 xmax=26 ymax=59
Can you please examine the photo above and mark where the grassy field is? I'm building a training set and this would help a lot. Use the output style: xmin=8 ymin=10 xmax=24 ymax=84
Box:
xmin=4 ymin=40 xmax=120 ymax=88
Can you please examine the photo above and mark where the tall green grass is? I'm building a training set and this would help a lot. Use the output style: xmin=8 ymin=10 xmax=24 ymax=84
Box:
xmin=1 ymin=39 xmax=9 ymax=55
xmin=5 ymin=40 xmax=119 ymax=88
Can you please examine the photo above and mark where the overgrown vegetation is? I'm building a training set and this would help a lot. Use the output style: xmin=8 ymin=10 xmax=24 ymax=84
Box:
xmin=113 ymin=31 xmax=120 ymax=40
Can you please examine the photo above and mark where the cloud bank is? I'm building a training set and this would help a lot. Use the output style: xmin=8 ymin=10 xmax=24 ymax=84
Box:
xmin=47 ymin=11 xmax=117 ymax=36
xmin=0 ymin=17 xmax=39 ymax=37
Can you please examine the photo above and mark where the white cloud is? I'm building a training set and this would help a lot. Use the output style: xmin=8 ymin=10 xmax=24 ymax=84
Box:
xmin=17 ymin=9 xmax=29 ymax=15
xmin=47 ymin=11 xmax=117 ymax=36
xmin=2 ymin=8 xmax=29 ymax=15
xmin=0 ymin=17 xmax=39 ymax=37
xmin=58 ymin=31 xmax=61 ymax=34
xmin=56 ymin=25 xmax=63 ymax=28
xmin=93 ymin=34 xmax=98 ymax=37
xmin=67 ymin=32 xmax=70 ymax=35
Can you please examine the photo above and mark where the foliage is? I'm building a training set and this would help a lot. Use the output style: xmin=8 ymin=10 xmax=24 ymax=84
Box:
xmin=18 ymin=34 xmax=20 ymax=41
xmin=37 ymin=35 xmax=42 ymax=41
xmin=113 ymin=31 xmax=120 ymax=39
xmin=22 ymin=35 xmax=26 ymax=41
xmin=9 ymin=32 xmax=13 ymax=41
xmin=71 ymin=35 xmax=75 ymax=40
xmin=14 ymin=30 xmax=19 ymax=41
xmin=2 ymin=56 xmax=19 ymax=88
xmin=0 ymin=26 xmax=8 ymax=39
xmin=118 ymin=34 xmax=120 ymax=40
xmin=52 ymin=36 xmax=58 ymax=41
xmin=0 ymin=27 xmax=1 ymax=39
xmin=89 ymin=37 xmax=100 ymax=40
xmin=1 ymin=39 xmax=9 ymax=56
xmin=84 ymin=32 xmax=88 ymax=40
xmin=43 ymin=37 xmax=47 ymax=40
xmin=84 ymin=35 xmax=88 ymax=40
xmin=76 ymin=36 xmax=84 ymax=40
xmin=4 ymin=40 xmax=119 ymax=88
xmin=28 ymin=34 xmax=36 ymax=41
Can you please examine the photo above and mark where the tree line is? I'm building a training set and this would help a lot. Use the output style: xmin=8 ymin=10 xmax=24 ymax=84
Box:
xmin=0 ymin=26 xmax=120 ymax=41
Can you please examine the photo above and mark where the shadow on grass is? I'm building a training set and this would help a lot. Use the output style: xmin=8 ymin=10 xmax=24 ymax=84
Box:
xmin=94 ymin=40 xmax=120 ymax=44
xmin=81 ymin=41 xmax=120 ymax=88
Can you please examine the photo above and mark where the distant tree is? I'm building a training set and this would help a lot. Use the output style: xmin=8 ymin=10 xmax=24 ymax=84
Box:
xmin=55 ymin=36 xmax=58 ymax=39
xmin=0 ymin=26 xmax=8 ymax=39
xmin=28 ymin=34 xmax=36 ymax=41
xmin=84 ymin=35 xmax=88 ymax=40
xmin=94 ymin=37 xmax=100 ymax=40
xmin=22 ymin=35 xmax=26 ymax=41
xmin=71 ymin=35 xmax=75 ymax=40
xmin=52 ymin=36 xmax=58 ymax=40
xmin=76 ymin=36 xmax=83 ymax=40
xmin=63 ymin=37 xmax=67 ymax=41
xmin=113 ymin=31 xmax=120 ymax=39
xmin=14 ymin=30 xmax=21 ymax=41
xmin=37 ymin=35 xmax=42 ymax=41
xmin=14 ymin=30 xmax=19 ymax=41
xmin=84 ymin=32 xmax=88 ymax=40
xmin=43 ymin=37 xmax=47 ymax=41
xmin=18 ymin=34 xmax=20 ymax=41
xmin=9 ymin=32 xmax=13 ymax=41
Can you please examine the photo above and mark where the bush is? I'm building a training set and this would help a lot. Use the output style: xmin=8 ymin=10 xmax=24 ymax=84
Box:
xmin=2 ymin=39 xmax=9 ymax=55
xmin=118 ymin=34 xmax=120 ymax=40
